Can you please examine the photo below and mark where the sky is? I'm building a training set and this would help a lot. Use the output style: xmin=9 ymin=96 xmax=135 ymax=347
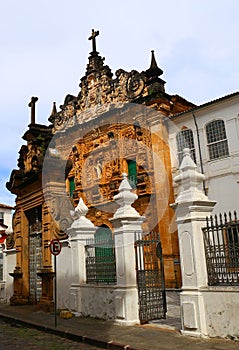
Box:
xmin=1 ymin=0 xmax=239 ymax=206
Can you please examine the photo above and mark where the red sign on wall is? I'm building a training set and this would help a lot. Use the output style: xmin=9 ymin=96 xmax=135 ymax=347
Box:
xmin=49 ymin=239 xmax=62 ymax=256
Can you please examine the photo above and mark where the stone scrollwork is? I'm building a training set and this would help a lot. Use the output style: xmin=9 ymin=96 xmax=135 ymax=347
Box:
xmin=53 ymin=114 xmax=68 ymax=132
xmin=6 ymin=233 xmax=15 ymax=250
xmin=125 ymin=71 xmax=145 ymax=99
xmin=51 ymin=65 xmax=148 ymax=131
xmin=50 ymin=194 xmax=74 ymax=239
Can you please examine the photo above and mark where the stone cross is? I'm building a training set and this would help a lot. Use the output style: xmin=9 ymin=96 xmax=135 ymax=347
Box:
xmin=88 ymin=29 xmax=99 ymax=53
xmin=28 ymin=96 xmax=38 ymax=124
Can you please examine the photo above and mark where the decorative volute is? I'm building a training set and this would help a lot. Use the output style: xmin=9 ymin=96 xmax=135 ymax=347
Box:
xmin=113 ymin=173 xmax=140 ymax=219
xmin=174 ymin=148 xmax=208 ymax=203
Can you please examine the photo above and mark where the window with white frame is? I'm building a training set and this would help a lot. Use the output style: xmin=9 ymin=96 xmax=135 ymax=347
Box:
xmin=0 ymin=248 xmax=3 ymax=280
xmin=206 ymin=120 xmax=229 ymax=160
xmin=0 ymin=212 xmax=4 ymax=224
xmin=176 ymin=128 xmax=196 ymax=164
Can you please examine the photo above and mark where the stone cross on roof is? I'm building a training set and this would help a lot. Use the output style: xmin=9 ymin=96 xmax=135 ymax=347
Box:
xmin=88 ymin=29 xmax=99 ymax=53
xmin=28 ymin=96 xmax=38 ymax=124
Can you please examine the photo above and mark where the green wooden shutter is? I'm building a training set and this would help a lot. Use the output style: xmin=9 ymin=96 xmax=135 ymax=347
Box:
xmin=69 ymin=177 xmax=75 ymax=198
xmin=127 ymin=159 xmax=137 ymax=188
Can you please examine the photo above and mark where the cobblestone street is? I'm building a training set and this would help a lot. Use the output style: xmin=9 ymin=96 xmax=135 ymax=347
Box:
xmin=0 ymin=320 xmax=101 ymax=350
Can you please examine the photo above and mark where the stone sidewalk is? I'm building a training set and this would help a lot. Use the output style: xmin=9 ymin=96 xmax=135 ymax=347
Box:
xmin=148 ymin=290 xmax=181 ymax=331
xmin=0 ymin=292 xmax=238 ymax=350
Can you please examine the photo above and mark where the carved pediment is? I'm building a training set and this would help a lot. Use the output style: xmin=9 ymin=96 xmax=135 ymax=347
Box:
xmin=48 ymin=30 xmax=195 ymax=134
xmin=52 ymin=67 xmax=152 ymax=132
xmin=49 ymin=31 xmax=167 ymax=132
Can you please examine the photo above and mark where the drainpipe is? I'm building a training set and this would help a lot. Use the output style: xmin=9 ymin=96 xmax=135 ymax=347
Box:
xmin=192 ymin=112 xmax=207 ymax=195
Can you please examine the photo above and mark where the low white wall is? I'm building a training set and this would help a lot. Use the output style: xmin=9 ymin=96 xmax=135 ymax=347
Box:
xmin=70 ymin=284 xmax=116 ymax=320
xmin=202 ymin=287 xmax=239 ymax=338
xmin=56 ymin=242 xmax=72 ymax=310
xmin=0 ymin=250 xmax=16 ymax=303
xmin=56 ymin=243 xmax=117 ymax=321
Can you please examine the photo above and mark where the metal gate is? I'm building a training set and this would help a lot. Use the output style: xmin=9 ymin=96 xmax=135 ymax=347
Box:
xmin=135 ymin=231 xmax=167 ymax=323
xmin=27 ymin=206 xmax=43 ymax=304
xmin=29 ymin=233 xmax=42 ymax=303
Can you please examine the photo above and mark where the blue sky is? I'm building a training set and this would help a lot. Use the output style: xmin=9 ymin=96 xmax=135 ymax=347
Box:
xmin=1 ymin=0 xmax=239 ymax=205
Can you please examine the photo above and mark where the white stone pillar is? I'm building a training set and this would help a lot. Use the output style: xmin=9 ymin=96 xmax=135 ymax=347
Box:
xmin=110 ymin=173 xmax=144 ymax=326
xmin=67 ymin=198 xmax=96 ymax=312
xmin=171 ymin=149 xmax=216 ymax=337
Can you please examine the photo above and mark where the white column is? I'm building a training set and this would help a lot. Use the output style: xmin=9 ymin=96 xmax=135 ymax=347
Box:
xmin=110 ymin=173 xmax=144 ymax=325
xmin=171 ymin=149 xmax=216 ymax=337
xmin=67 ymin=198 xmax=96 ymax=313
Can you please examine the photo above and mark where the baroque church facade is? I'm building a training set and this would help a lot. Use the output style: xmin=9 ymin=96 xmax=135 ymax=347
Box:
xmin=7 ymin=30 xmax=195 ymax=307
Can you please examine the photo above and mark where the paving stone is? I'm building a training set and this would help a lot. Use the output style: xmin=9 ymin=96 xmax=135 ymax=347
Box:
xmin=0 ymin=320 xmax=101 ymax=349
xmin=0 ymin=300 xmax=239 ymax=350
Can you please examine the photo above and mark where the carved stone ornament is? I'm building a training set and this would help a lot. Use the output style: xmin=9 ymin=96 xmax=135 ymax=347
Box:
xmin=6 ymin=233 xmax=15 ymax=249
xmin=51 ymin=194 xmax=73 ymax=238
xmin=50 ymin=42 xmax=158 ymax=133
xmin=125 ymin=71 xmax=146 ymax=99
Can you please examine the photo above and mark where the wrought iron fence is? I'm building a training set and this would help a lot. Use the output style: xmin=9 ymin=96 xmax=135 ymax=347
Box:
xmin=202 ymin=211 xmax=239 ymax=286
xmin=85 ymin=236 xmax=116 ymax=284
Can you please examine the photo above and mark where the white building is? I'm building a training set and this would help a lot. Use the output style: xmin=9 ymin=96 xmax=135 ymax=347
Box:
xmin=0 ymin=204 xmax=13 ymax=234
xmin=0 ymin=203 xmax=15 ymax=303
xmin=168 ymin=92 xmax=239 ymax=214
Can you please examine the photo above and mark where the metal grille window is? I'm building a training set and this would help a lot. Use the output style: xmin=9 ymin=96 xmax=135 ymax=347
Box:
xmin=206 ymin=120 xmax=229 ymax=160
xmin=85 ymin=226 xmax=116 ymax=284
xmin=176 ymin=129 xmax=196 ymax=164
xmin=202 ymin=211 xmax=239 ymax=286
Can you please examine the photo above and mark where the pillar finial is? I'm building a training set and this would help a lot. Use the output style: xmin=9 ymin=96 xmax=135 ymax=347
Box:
xmin=174 ymin=148 xmax=208 ymax=203
xmin=51 ymin=102 xmax=57 ymax=116
xmin=70 ymin=198 xmax=94 ymax=229
xmin=113 ymin=173 xmax=140 ymax=219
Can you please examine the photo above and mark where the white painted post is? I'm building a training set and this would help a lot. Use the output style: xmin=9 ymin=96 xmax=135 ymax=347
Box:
xmin=67 ymin=198 xmax=96 ymax=312
xmin=110 ymin=173 xmax=144 ymax=325
xmin=171 ymin=149 xmax=216 ymax=337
